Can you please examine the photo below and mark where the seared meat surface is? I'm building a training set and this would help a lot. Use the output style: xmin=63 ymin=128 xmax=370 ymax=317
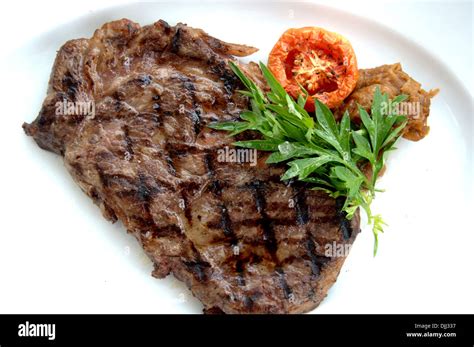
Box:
xmin=23 ymin=19 xmax=360 ymax=313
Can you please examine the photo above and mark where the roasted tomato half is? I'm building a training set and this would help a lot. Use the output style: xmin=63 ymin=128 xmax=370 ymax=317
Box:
xmin=268 ymin=27 xmax=359 ymax=111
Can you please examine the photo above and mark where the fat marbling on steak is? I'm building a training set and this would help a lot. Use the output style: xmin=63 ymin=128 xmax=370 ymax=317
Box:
xmin=23 ymin=19 xmax=360 ymax=313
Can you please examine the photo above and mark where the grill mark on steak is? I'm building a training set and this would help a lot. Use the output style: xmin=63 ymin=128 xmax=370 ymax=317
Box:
xmin=170 ymin=27 xmax=181 ymax=53
xmin=182 ymin=80 xmax=202 ymax=135
xmin=122 ymin=125 xmax=135 ymax=159
xmin=306 ymin=236 xmax=321 ymax=277
xmin=149 ymin=224 xmax=182 ymax=238
xmin=179 ymin=185 xmax=194 ymax=224
xmin=235 ymin=259 xmax=246 ymax=286
xmin=243 ymin=296 xmax=254 ymax=310
xmin=335 ymin=196 xmax=353 ymax=240
xmin=210 ymin=60 xmax=239 ymax=95
xmin=134 ymin=173 xmax=165 ymax=236
xmin=181 ymin=241 xmax=212 ymax=283
xmin=203 ymin=153 xmax=238 ymax=246
xmin=292 ymin=183 xmax=323 ymax=280
xmin=136 ymin=173 xmax=156 ymax=202
xmin=219 ymin=205 xmax=236 ymax=242
xmin=276 ymin=267 xmax=293 ymax=300
xmin=248 ymin=180 xmax=293 ymax=301
xmin=96 ymin=166 xmax=133 ymax=190
xmin=62 ymin=72 xmax=79 ymax=101
xmin=136 ymin=74 xmax=153 ymax=86
xmin=153 ymin=132 xmax=180 ymax=180
xmin=292 ymin=183 xmax=309 ymax=226
xmin=203 ymin=152 xmax=252 ymax=303
xmin=165 ymin=142 xmax=199 ymax=157
xmin=248 ymin=180 xmax=278 ymax=255
xmin=165 ymin=154 xmax=177 ymax=176
xmin=184 ymin=260 xmax=210 ymax=282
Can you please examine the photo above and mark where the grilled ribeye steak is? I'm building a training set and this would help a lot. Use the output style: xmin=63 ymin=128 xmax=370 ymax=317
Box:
xmin=23 ymin=19 xmax=360 ymax=313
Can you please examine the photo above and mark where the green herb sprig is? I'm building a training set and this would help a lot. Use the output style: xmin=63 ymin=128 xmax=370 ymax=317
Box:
xmin=209 ymin=61 xmax=408 ymax=255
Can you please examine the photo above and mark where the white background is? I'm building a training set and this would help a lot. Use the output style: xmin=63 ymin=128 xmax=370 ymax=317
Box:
xmin=0 ymin=0 xmax=472 ymax=314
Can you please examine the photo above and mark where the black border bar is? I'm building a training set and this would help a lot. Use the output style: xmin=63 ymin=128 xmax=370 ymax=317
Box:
xmin=0 ymin=314 xmax=472 ymax=346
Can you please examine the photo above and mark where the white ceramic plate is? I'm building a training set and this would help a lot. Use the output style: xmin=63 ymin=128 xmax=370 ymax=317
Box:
xmin=0 ymin=2 xmax=472 ymax=313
